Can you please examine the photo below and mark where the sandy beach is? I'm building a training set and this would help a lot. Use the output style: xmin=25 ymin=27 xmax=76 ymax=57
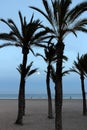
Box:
xmin=0 ymin=99 xmax=87 ymax=130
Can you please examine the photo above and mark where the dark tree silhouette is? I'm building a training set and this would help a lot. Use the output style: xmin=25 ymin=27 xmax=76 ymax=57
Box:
xmin=30 ymin=1 xmax=87 ymax=129
xmin=36 ymin=38 xmax=56 ymax=118
xmin=70 ymin=54 xmax=87 ymax=115
xmin=17 ymin=62 xmax=38 ymax=115
xmin=0 ymin=11 xmax=50 ymax=125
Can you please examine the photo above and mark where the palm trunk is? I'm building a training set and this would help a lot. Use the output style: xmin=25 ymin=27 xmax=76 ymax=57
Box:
xmin=15 ymin=74 xmax=25 ymax=125
xmin=55 ymin=42 xmax=64 ymax=130
xmin=15 ymin=47 xmax=28 ymax=125
xmin=81 ymin=75 xmax=86 ymax=115
xmin=23 ymin=79 xmax=25 ymax=116
xmin=46 ymin=64 xmax=53 ymax=119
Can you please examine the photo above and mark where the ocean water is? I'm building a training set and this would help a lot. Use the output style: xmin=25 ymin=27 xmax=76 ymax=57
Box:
xmin=0 ymin=93 xmax=83 ymax=99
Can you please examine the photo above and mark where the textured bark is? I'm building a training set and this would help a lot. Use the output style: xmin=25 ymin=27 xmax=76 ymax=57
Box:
xmin=46 ymin=64 xmax=53 ymax=119
xmin=81 ymin=75 xmax=86 ymax=115
xmin=55 ymin=42 xmax=64 ymax=130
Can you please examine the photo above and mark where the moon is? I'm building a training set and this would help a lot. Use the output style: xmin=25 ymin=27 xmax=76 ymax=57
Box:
xmin=37 ymin=71 xmax=40 ymax=75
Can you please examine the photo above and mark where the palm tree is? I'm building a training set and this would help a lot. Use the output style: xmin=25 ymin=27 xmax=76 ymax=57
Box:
xmin=0 ymin=11 xmax=50 ymax=125
xmin=17 ymin=62 xmax=38 ymax=115
xmin=30 ymin=1 xmax=87 ymax=129
xmin=70 ymin=54 xmax=87 ymax=115
xmin=36 ymin=38 xmax=56 ymax=119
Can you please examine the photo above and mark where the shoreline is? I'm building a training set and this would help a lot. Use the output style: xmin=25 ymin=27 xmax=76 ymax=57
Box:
xmin=0 ymin=93 xmax=83 ymax=99
xmin=0 ymin=98 xmax=83 ymax=100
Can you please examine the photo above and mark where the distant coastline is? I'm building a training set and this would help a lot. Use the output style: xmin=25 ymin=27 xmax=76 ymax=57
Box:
xmin=0 ymin=93 xmax=83 ymax=99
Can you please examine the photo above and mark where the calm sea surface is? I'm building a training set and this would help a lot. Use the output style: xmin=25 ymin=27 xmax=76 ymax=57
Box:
xmin=0 ymin=93 xmax=84 ymax=99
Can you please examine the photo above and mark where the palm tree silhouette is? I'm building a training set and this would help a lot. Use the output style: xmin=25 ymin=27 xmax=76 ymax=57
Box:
xmin=30 ymin=1 xmax=87 ymax=129
xmin=0 ymin=11 xmax=49 ymax=125
xmin=70 ymin=54 xmax=87 ymax=115
xmin=17 ymin=61 xmax=38 ymax=115
xmin=36 ymin=38 xmax=56 ymax=119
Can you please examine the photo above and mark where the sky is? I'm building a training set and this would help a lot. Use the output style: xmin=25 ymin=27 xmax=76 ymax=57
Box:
xmin=0 ymin=0 xmax=87 ymax=95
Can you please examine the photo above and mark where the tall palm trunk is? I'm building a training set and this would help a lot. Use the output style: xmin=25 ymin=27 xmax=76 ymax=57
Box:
xmin=46 ymin=63 xmax=53 ymax=118
xmin=81 ymin=75 xmax=86 ymax=115
xmin=15 ymin=46 xmax=28 ymax=125
xmin=55 ymin=42 xmax=64 ymax=130
xmin=23 ymin=79 xmax=25 ymax=116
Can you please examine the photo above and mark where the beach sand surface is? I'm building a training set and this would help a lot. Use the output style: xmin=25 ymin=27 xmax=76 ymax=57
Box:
xmin=0 ymin=99 xmax=87 ymax=130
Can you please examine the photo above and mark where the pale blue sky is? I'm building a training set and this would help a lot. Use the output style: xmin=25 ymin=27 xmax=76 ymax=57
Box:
xmin=0 ymin=0 xmax=87 ymax=95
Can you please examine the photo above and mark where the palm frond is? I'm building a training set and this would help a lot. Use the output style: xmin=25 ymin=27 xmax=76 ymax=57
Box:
xmin=33 ymin=42 xmax=47 ymax=48
xmin=31 ymin=29 xmax=50 ymax=42
xmin=27 ymin=68 xmax=38 ymax=77
xmin=69 ymin=53 xmax=87 ymax=77
xmin=62 ymin=70 xmax=70 ymax=76
xmin=75 ymin=19 xmax=87 ymax=27
xmin=16 ymin=64 xmax=23 ymax=74
xmin=51 ymin=0 xmax=58 ymax=22
xmin=32 ymin=25 xmax=55 ymax=41
xmin=0 ymin=19 xmax=22 ymax=41
xmin=63 ymin=28 xmax=77 ymax=37
xmin=36 ymin=53 xmax=46 ymax=61
xmin=59 ymin=0 xmax=72 ymax=26
xmin=42 ymin=0 xmax=53 ymax=25
xmin=0 ymin=33 xmax=17 ymax=41
xmin=30 ymin=13 xmax=34 ymax=23
xmin=8 ymin=18 xmax=22 ymax=40
xmin=32 ymin=34 xmax=55 ymax=47
xmin=19 ymin=11 xmax=24 ymax=29
xmin=26 ymin=61 xmax=33 ymax=73
xmin=26 ymin=62 xmax=38 ymax=77
xmin=72 ymin=19 xmax=87 ymax=33
xmin=29 ymin=47 xmax=36 ymax=56
xmin=30 ymin=6 xmax=52 ymax=26
xmin=69 ymin=67 xmax=80 ymax=75
xmin=0 ymin=43 xmax=15 ymax=48
xmin=19 ymin=11 xmax=25 ymax=38
xmin=25 ymin=19 xmax=41 ymax=42
xmin=17 ymin=62 xmax=37 ymax=78
xmin=74 ymin=27 xmax=87 ymax=33
xmin=62 ymin=0 xmax=71 ymax=15
xmin=68 ymin=1 xmax=87 ymax=23
xmin=63 ymin=55 xmax=68 ymax=61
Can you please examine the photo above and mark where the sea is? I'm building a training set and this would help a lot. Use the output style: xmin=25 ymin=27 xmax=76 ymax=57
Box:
xmin=0 ymin=93 xmax=84 ymax=99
